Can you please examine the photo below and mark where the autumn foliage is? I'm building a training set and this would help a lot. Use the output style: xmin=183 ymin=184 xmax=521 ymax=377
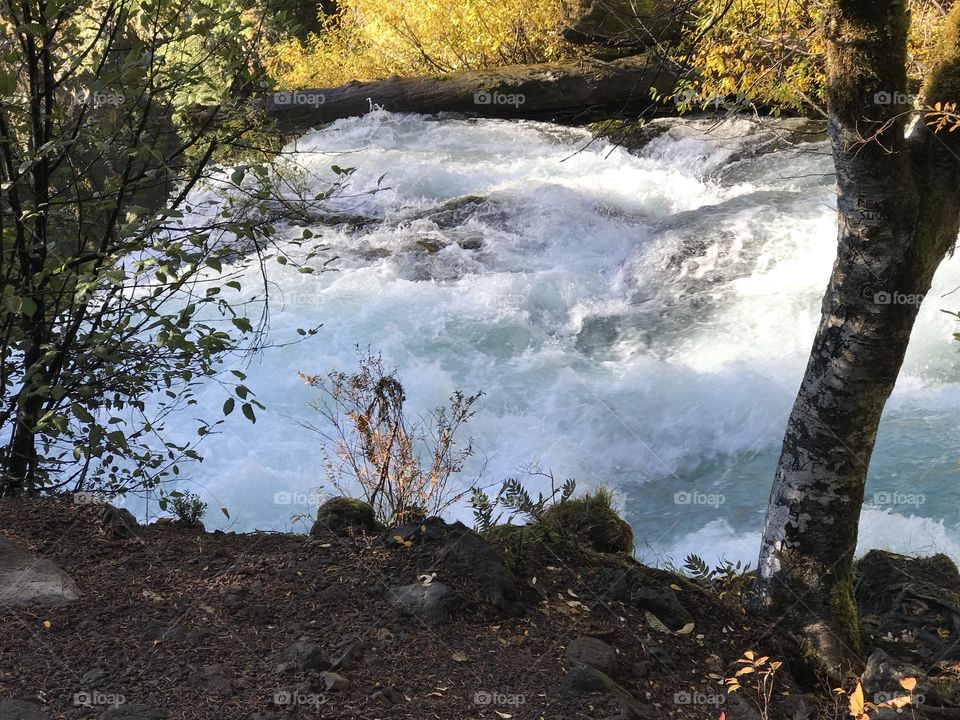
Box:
xmin=265 ymin=0 xmax=571 ymax=88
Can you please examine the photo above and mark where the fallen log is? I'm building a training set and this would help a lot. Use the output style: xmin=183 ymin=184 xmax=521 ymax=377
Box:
xmin=263 ymin=54 xmax=678 ymax=132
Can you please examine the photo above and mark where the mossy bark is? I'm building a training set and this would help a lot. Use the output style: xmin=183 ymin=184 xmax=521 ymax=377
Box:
xmin=756 ymin=0 xmax=960 ymax=676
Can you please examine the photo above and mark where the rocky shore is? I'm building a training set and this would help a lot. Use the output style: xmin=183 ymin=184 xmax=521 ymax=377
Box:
xmin=3 ymin=495 xmax=960 ymax=719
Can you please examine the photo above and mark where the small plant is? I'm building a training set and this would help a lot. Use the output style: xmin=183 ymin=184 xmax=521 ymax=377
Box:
xmin=724 ymin=650 xmax=782 ymax=720
xmin=470 ymin=469 xmax=576 ymax=531
xmin=302 ymin=350 xmax=481 ymax=525
xmin=166 ymin=490 xmax=207 ymax=526
xmin=684 ymin=554 xmax=754 ymax=600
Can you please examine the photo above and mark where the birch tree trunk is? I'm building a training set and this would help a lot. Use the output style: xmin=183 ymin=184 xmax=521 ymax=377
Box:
xmin=756 ymin=0 xmax=960 ymax=673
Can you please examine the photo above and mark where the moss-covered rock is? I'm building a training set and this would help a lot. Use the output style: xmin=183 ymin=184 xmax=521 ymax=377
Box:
xmin=540 ymin=489 xmax=633 ymax=554
xmin=310 ymin=497 xmax=380 ymax=537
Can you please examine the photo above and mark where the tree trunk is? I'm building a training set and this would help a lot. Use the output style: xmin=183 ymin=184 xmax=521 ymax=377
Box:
xmin=756 ymin=0 xmax=960 ymax=674
xmin=263 ymin=55 xmax=677 ymax=132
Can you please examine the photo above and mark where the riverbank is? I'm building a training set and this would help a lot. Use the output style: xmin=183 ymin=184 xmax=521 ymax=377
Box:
xmin=1 ymin=494 xmax=794 ymax=719
xmin=7 ymin=494 xmax=960 ymax=719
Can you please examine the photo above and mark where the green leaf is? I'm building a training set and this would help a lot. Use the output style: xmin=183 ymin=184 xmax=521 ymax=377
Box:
xmin=232 ymin=317 xmax=252 ymax=333
xmin=223 ymin=397 xmax=235 ymax=416
xmin=241 ymin=402 xmax=256 ymax=423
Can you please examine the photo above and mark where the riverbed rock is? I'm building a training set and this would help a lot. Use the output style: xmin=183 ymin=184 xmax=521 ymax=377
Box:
xmin=0 ymin=538 xmax=79 ymax=606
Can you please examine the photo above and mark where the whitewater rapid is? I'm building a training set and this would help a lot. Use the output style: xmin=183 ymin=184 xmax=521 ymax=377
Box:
xmin=129 ymin=111 xmax=960 ymax=569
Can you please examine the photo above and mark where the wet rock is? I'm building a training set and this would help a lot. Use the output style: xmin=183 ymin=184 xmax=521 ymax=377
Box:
xmin=370 ymin=686 xmax=404 ymax=706
xmin=456 ymin=237 xmax=483 ymax=251
xmin=98 ymin=706 xmax=169 ymax=720
xmin=388 ymin=582 xmax=454 ymax=621
xmin=0 ymin=538 xmax=79 ymax=606
xmin=310 ymin=497 xmax=379 ymax=537
xmin=278 ymin=639 xmax=331 ymax=673
xmin=565 ymin=636 xmax=619 ymax=676
xmin=0 ymin=699 xmax=50 ymax=720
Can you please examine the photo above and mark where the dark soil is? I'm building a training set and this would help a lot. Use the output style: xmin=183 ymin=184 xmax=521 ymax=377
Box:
xmin=0 ymin=495 xmax=807 ymax=719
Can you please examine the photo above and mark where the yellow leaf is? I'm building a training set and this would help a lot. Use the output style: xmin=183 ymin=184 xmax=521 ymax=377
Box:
xmin=42 ymin=620 xmax=51 ymax=629
xmin=849 ymin=682 xmax=865 ymax=717
xmin=899 ymin=677 xmax=917 ymax=692
xmin=676 ymin=622 xmax=695 ymax=635
xmin=736 ymin=666 xmax=756 ymax=676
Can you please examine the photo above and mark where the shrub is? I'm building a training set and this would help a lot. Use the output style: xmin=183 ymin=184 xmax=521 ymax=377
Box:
xmin=301 ymin=350 xmax=481 ymax=525
xmin=264 ymin=0 xmax=571 ymax=87
xmin=167 ymin=491 xmax=207 ymax=526
xmin=539 ymin=487 xmax=633 ymax=554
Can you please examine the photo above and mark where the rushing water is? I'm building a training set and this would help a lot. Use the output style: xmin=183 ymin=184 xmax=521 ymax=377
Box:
xmin=130 ymin=110 xmax=960 ymax=568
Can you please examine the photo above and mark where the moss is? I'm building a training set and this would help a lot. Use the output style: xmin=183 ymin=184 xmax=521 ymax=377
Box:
xmin=482 ymin=523 xmax=551 ymax=550
xmin=825 ymin=0 xmax=910 ymax=127
xmin=539 ymin=488 xmax=634 ymax=554
xmin=924 ymin=4 xmax=960 ymax=105
xmin=311 ymin=496 xmax=380 ymax=536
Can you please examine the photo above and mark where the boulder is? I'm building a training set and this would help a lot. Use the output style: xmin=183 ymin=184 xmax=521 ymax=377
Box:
xmin=310 ymin=497 xmax=379 ymax=537
xmin=383 ymin=518 xmax=526 ymax=617
xmin=0 ymin=538 xmax=79 ymax=606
